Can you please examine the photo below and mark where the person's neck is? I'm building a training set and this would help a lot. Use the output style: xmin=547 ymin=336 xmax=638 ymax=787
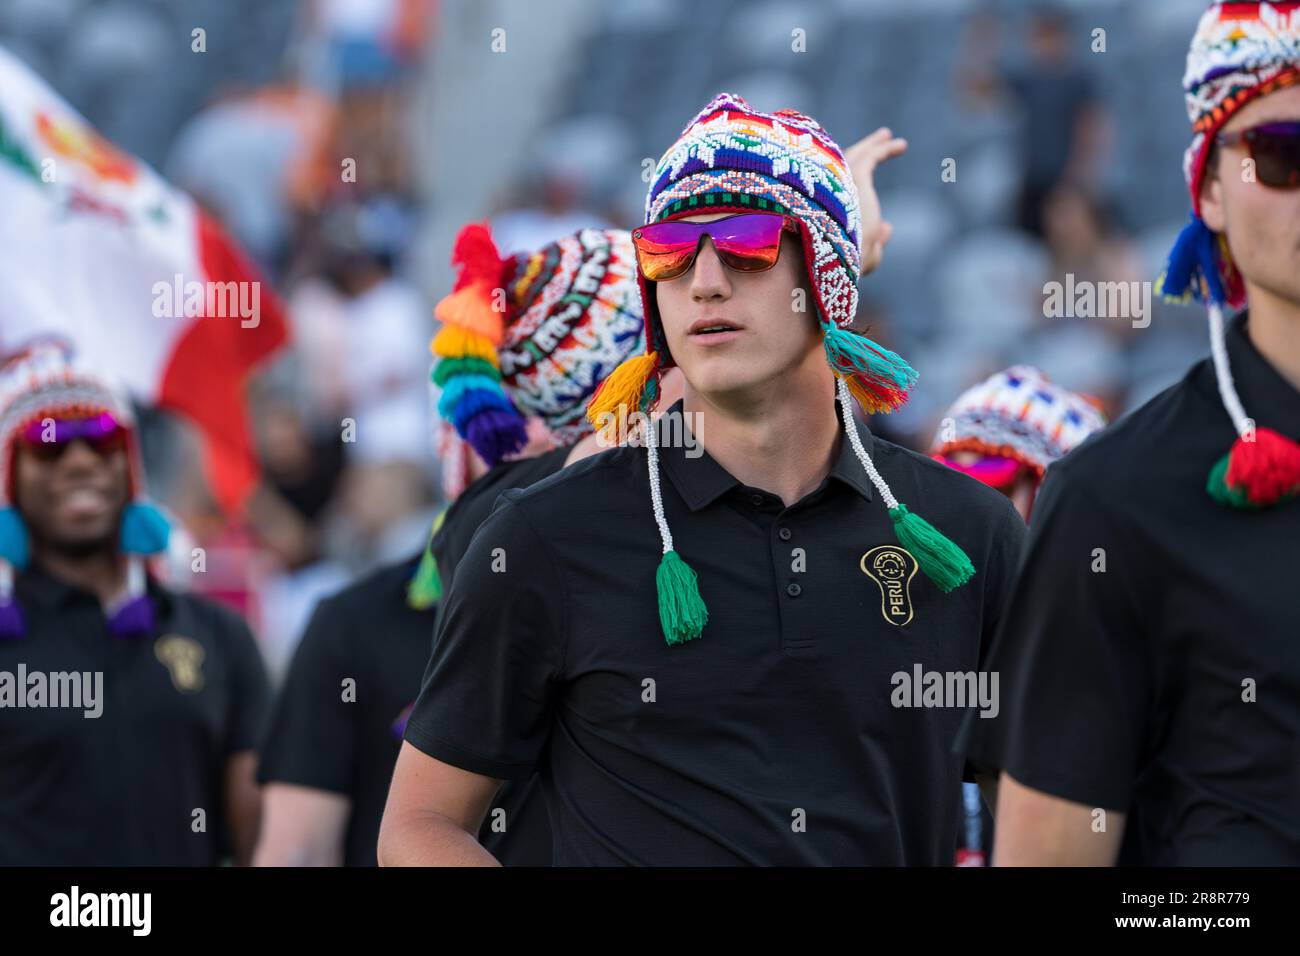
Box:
xmin=31 ymin=546 xmax=128 ymax=607
xmin=1244 ymin=283 xmax=1300 ymax=395
xmin=682 ymin=364 xmax=841 ymax=507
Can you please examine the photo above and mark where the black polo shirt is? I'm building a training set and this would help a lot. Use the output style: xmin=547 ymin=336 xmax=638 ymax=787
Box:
xmin=960 ymin=311 xmax=1300 ymax=865
xmin=0 ymin=565 xmax=269 ymax=866
xmin=405 ymin=401 xmax=1026 ymax=865
xmin=422 ymin=447 xmax=573 ymax=867
xmin=258 ymin=555 xmax=436 ymax=866
xmin=430 ymin=445 xmax=574 ymax=591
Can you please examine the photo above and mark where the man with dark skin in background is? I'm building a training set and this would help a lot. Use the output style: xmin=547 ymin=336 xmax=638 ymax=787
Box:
xmin=0 ymin=344 xmax=267 ymax=865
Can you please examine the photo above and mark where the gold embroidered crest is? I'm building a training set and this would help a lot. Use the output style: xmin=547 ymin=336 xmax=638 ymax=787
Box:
xmin=155 ymin=635 xmax=205 ymax=692
xmin=860 ymin=546 xmax=918 ymax=627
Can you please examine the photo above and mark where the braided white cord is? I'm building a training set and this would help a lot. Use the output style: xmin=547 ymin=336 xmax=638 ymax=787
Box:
xmin=837 ymin=377 xmax=898 ymax=510
xmin=1208 ymin=302 xmax=1251 ymax=437
xmin=127 ymin=554 xmax=145 ymax=598
xmin=645 ymin=414 xmax=673 ymax=555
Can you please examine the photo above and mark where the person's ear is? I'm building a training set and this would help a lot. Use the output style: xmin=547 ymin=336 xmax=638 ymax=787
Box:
xmin=1199 ymin=149 xmax=1227 ymax=233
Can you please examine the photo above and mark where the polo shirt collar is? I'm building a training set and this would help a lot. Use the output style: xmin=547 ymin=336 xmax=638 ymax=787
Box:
xmin=1230 ymin=311 xmax=1300 ymax=439
xmin=657 ymin=399 xmax=875 ymax=511
xmin=17 ymin=561 xmax=172 ymax=616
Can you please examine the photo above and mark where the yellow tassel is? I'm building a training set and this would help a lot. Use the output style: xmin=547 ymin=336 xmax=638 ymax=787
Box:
xmin=585 ymin=352 xmax=659 ymax=429
xmin=844 ymin=375 xmax=889 ymax=415
xmin=431 ymin=324 xmax=500 ymax=366
xmin=435 ymin=282 xmax=506 ymax=345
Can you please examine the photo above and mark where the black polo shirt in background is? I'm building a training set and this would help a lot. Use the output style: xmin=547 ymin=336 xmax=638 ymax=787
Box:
xmin=258 ymin=555 xmax=435 ymax=866
xmin=960 ymin=311 xmax=1300 ymax=865
xmin=430 ymin=445 xmax=573 ymax=591
xmin=0 ymin=566 xmax=269 ymax=865
xmin=406 ymin=401 xmax=1026 ymax=865
xmin=422 ymin=445 xmax=572 ymax=867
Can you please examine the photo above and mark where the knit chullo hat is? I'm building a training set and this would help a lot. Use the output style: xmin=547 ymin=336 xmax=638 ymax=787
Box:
xmin=0 ymin=343 xmax=172 ymax=639
xmin=930 ymin=366 xmax=1107 ymax=481
xmin=431 ymin=223 xmax=644 ymax=465
xmin=1158 ymin=1 xmax=1300 ymax=508
xmin=585 ymin=92 xmax=975 ymax=647
xmin=409 ymin=224 xmax=645 ymax=609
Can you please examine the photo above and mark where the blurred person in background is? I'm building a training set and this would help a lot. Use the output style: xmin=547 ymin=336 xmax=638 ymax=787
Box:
xmin=313 ymin=198 xmax=435 ymax=566
xmin=491 ymin=164 xmax=617 ymax=257
xmin=965 ymin=8 xmax=1108 ymax=237
xmin=962 ymin=1 xmax=1300 ymax=866
xmin=166 ymin=82 xmax=339 ymax=277
xmin=0 ymin=344 xmax=268 ymax=865
xmin=929 ymin=365 xmax=1107 ymax=865
xmin=296 ymin=0 xmax=435 ymax=199
xmin=1021 ymin=182 xmax=1145 ymax=412
xmin=256 ymin=222 xmax=666 ymax=866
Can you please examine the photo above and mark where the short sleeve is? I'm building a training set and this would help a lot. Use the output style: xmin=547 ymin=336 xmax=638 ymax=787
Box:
xmin=222 ymin=609 xmax=272 ymax=756
xmin=403 ymin=494 xmax=565 ymax=781
xmin=959 ymin=464 xmax=1151 ymax=811
xmin=257 ymin=596 xmax=358 ymax=793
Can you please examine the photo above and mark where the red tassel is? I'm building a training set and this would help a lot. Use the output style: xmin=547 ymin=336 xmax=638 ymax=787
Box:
xmin=450 ymin=222 xmax=507 ymax=292
xmin=1224 ymin=428 xmax=1300 ymax=506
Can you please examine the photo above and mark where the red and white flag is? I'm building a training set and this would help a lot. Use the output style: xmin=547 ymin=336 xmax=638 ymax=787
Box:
xmin=0 ymin=45 xmax=289 ymax=514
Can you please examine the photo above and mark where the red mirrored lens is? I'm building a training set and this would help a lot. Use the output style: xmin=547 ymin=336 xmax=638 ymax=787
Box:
xmin=633 ymin=213 xmax=787 ymax=281
xmin=17 ymin=413 xmax=127 ymax=461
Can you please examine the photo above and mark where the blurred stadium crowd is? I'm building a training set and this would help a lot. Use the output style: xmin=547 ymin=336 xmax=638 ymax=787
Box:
xmin=0 ymin=0 xmax=1216 ymax=680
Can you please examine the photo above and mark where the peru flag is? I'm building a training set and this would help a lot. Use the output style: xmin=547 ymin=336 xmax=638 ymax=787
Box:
xmin=0 ymin=45 xmax=289 ymax=514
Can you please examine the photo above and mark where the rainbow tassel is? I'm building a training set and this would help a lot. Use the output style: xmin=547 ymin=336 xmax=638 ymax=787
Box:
xmin=435 ymin=283 xmax=505 ymax=345
xmin=888 ymin=504 xmax=975 ymax=593
xmin=431 ymin=324 xmax=501 ymax=365
xmin=822 ymin=325 xmax=917 ymax=413
xmin=432 ymin=356 xmax=500 ymax=386
xmin=431 ymin=227 xmax=528 ymax=467
xmin=656 ymin=549 xmax=708 ymax=645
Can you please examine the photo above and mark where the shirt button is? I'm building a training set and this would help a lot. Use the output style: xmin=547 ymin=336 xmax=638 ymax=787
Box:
xmin=750 ymin=493 xmax=765 ymax=507
xmin=786 ymin=582 xmax=802 ymax=597
xmin=778 ymin=527 xmax=792 ymax=541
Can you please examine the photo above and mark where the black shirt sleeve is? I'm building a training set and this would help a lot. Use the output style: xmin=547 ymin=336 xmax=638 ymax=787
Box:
xmin=256 ymin=595 xmax=359 ymax=793
xmin=222 ymin=608 xmax=273 ymax=756
xmin=403 ymin=493 xmax=566 ymax=781
xmin=962 ymin=463 xmax=1152 ymax=811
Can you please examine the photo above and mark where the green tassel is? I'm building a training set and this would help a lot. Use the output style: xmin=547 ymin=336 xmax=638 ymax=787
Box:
xmin=639 ymin=373 xmax=660 ymax=414
xmin=406 ymin=544 xmax=442 ymax=609
xmin=1206 ymin=453 xmax=1259 ymax=510
xmin=406 ymin=511 xmax=449 ymax=609
xmin=655 ymin=549 xmax=708 ymax=645
xmin=888 ymin=504 xmax=975 ymax=593
xmin=822 ymin=324 xmax=918 ymax=391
